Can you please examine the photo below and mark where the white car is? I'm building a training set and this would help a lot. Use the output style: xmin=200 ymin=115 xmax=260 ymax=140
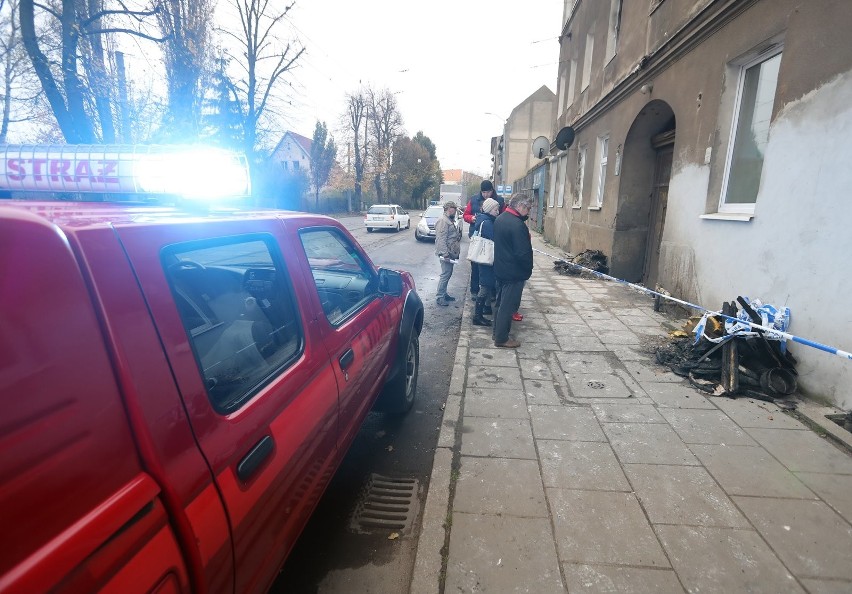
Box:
xmin=365 ymin=204 xmax=411 ymax=232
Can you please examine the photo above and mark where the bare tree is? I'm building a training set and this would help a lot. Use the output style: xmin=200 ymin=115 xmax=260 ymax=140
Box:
xmin=219 ymin=0 xmax=304 ymax=160
xmin=155 ymin=0 xmax=215 ymax=139
xmin=342 ymin=88 xmax=368 ymax=207
xmin=0 ymin=0 xmax=42 ymax=142
xmin=367 ymin=86 xmax=403 ymax=203
xmin=19 ymin=0 xmax=166 ymax=143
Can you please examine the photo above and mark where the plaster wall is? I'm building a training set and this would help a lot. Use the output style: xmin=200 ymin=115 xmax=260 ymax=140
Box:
xmin=660 ymin=71 xmax=852 ymax=408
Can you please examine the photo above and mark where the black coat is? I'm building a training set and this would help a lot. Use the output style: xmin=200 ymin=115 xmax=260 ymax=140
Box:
xmin=493 ymin=209 xmax=533 ymax=283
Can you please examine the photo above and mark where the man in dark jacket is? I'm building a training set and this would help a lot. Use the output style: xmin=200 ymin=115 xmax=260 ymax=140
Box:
xmin=462 ymin=180 xmax=504 ymax=296
xmin=492 ymin=193 xmax=533 ymax=348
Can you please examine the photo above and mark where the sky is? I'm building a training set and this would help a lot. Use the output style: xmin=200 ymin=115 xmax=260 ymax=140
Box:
xmin=282 ymin=1 xmax=565 ymax=177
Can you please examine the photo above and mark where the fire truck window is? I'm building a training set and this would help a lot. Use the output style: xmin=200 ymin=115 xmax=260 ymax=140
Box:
xmin=163 ymin=236 xmax=303 ymax=413
xmin=298 ymin=228 xmax=378 ymax=326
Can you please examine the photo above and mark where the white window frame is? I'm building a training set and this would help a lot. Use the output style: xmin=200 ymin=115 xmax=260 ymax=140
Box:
xmin=567 ymin=59 xmax=577 ymax=108
xmin=582 ymin=32 xmax=594 ymax=90
xmin=605 ymin=0 xmax=622 ymax=63
xmin=556 ymin=154 xmax=568 ymax=208
xmin=548 ymin=159 xmax=557 ymax=208
xmin=594 ymin=136 xmax=609 ymax=208
xmin=574 ymin=145 xmax=587 ymax=208
xmin=718 ymin=45 xmax=783 ymax=215
xmin=558 ymin=70 xmax=566 ymax=115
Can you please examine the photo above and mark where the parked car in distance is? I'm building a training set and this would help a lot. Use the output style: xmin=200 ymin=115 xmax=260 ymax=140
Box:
xmin=365 ymin=204 xmax=410 ymax=232
xmin=0 ymin=144 xmax=424 ymax=594
xmin=414 ymin=205 xmax=444 ymax=242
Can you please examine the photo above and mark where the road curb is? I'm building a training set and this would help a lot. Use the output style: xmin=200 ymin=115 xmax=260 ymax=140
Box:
xmin=410 ymin=273 xmax=472 ymax=594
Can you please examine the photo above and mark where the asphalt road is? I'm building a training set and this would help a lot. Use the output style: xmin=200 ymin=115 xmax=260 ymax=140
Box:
xmin=272 ymin=214 xmax=469 ymax=593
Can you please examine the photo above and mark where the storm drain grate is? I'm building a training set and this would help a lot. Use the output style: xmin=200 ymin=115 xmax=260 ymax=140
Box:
xmin=350 ymin=474 xmax=419 ymax=535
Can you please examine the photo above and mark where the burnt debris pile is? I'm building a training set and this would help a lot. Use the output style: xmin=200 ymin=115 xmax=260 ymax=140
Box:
xmin=554 ymin=250 xmax=609 ymax=277
xmin=656 ymin=296 xmax=798 ymax=404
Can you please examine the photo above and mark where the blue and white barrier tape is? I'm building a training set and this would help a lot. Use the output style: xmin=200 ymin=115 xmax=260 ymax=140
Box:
xmin=532 ymin=247 xmax=852 ymax=362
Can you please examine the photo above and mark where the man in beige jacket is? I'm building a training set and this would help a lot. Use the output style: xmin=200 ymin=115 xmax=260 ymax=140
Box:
xmin=434 ymin=201 xmax=461 ymax=306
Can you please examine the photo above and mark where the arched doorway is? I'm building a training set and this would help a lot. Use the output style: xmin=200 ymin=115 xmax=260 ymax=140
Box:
xmin=614 ymin=100 xmax=676 ymax=285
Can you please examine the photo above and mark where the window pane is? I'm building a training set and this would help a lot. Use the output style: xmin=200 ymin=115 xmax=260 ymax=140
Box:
xmin=299 ymin=229 xmax=378 ymax=325
xmin=725 ymin=52 xmax=781 ymax=204
xmin=164 ymin=236 xmax=303 ymax=412
xmin=556 ymin=155 xmax=567 ymax=207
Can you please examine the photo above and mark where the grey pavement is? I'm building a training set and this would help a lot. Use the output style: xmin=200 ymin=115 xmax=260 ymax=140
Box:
xmin=411 ymin=232 xmax=852 ymax=594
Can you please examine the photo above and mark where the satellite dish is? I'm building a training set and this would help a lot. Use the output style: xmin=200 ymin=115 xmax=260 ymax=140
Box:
xmin=531 ymin=136 xmax=550 ymax=159
xmin=554 ymin=126 xmax=576 ymax=151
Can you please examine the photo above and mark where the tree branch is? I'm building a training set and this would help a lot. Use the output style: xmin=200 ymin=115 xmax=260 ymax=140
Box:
xmin=81 ymin=6 xmax=160 ymax=30
xmin=85 ymin=28 xmax=171 ymax=43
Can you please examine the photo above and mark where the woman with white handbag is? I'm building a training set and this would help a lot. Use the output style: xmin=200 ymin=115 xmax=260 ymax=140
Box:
xmin=468 ymin=198 xmax=501 ymax=326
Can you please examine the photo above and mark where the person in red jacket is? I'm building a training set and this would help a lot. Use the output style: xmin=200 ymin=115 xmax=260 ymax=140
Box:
xmin=463 ymin=180 xmax=503 ymax=297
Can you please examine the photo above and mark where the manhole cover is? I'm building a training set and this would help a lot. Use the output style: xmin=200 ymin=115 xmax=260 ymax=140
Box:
xmin=351 ymin=474 xmax=419 ymax=535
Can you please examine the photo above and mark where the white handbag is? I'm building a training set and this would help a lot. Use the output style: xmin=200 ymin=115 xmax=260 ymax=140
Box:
xmin=467 ymin=230 xmax=495 ymax=265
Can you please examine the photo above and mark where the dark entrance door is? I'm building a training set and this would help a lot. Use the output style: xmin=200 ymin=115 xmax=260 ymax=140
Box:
xmin=643 ymin=130 xmax=674 ymax=287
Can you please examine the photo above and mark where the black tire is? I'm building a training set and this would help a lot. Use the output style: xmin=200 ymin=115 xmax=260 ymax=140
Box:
xmin=406 ymin=219 xmax=411 ymax=229
xmin=395 ymin=223 xmax=401 ymax=232
xmin=377 ymin=332 xmax=419 ymax=414
xmin=367 ymin=227 xmax=373 ymax=233
xmin=414 ymin=229 xmax=422 ymax=242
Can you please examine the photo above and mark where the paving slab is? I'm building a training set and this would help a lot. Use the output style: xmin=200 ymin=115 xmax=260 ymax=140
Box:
xmin=516 ymin=342 xmax=560 ymax=360
xmin=625 ymin=464 xmax=749 ymax=528
xmin=591 ymin=403 xmax=667 ymax=424
xmin=453 ymin=457 xmax=548 ymax=517
xmin=795 ymin=472 xmax=852 ymax=523
xmin=621 ymin=360 xmax=685 ymax=383
xmin=530 ymin=406 xmax=607 ymax=441
xmin=550 ymin=322 xmax=597 ymax=337
xmin=445 ymin=513 xmax=565 ymax=594
xmin=519 ymin=360 xmax=555 ymax=381
xmin=563 ymin=564 xmax=684 ymax=594
xmin=523 ymin=379 xmax=562 ymax=405
xmin=659 ymin=408 xmax=758 ymax=446
xmin=468 ymin=347 xmax=519 ymax=368
xmin=594 ymin=330 xmax=642 ymax=346
xmin=713 ymin=397 xmax=808 ymax=429
xmin=603 ymin=423 xmax=699 ymax=465
xmin=745 ymin=428 xmax=852 ymax=474
xmin=545 ymin=312 xmax=586 ymax=325
xmin=641 ymin=382 xmax=716 ymax=409
xmin=557 ymin=335 xmax=609 ymax=352
xmin=463 ymin=387 xmax=529 ymax=419
xmin=555 ymin=352 xmax=616 ymax=376
xmin=800 ymin=578 xmax=852 ymax=594
xmin=692 ymin=444 xmax=817 ymax=499
xmin=465 ymin=365 xmax=523 ymax=391
xmin=655 ymin=525 xmax=802 ymax=593
xmin=459 ymin=417 xmax=536 ymax=459
xmin=567 ymin=374 xmax=634 ymax=399
xmin=538 ymin=440 xmax=631 ymax=491
xmin=610 ymin=345 xmax=653 ymax=361
xmin=548 ymin=488 xmax=669 ymax=567
xmin=734 ymin=497 xmax=852 ymax=580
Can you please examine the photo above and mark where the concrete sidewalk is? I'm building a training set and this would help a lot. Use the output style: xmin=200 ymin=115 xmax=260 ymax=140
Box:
xmin=411 ymin=232 xmax=852 ymax=594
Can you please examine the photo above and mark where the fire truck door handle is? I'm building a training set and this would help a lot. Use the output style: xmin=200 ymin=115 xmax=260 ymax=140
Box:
xmin=237 ymin=435 xmax=274 ymax=482
xmin=339 ymin=348 xmax=354 ymax=370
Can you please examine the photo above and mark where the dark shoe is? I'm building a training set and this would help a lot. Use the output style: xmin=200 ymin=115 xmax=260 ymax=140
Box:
xmin=512 ymin=312 xmax=524 ymax=321
xmin=444 ymin=294 xmax=457 ymax=301
xmin=494 ymin=339 xmax=521 ymax=348
xmin=472 ymin=316 xmax=492 ymax=327
xmin=483 ymin=305 xmax=493 ymax=315
xmin=436 ymin=297 xmax=449 ymax=306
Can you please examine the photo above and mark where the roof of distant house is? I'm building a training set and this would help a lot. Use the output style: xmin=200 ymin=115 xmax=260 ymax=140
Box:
xmin=273 ymin=131 xmax=313 ymax=157
xmin=442 ymin=169 xmax=463 ymax=183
